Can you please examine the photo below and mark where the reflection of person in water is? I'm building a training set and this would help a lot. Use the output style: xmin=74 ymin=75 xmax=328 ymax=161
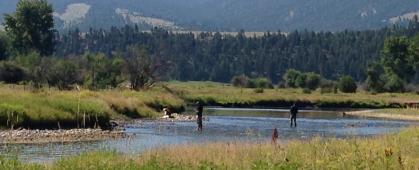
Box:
xmin=196 ymin=101 xmax=203 ymax=132
xmin=290 ymin=103 xmax=298 ymax=128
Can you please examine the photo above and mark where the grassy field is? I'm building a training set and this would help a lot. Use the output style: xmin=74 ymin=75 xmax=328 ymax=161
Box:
xmin=1 ymin=81 xmax=418 ymax=129
xmin=0 ymin=84 xmax=185 ymax=129
xmin=166 ymin=81 xmax=419 ymax=108
xmin=1 ymin=127 xmax=418 ymax=169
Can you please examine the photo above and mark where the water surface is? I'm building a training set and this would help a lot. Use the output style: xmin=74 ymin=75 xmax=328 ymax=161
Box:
xmin=1 ymin=108 xmax=416 ymax=163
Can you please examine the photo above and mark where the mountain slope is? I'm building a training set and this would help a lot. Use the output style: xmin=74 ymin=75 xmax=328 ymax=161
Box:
xmin=1 ymin=0 xmax=419 ymax=31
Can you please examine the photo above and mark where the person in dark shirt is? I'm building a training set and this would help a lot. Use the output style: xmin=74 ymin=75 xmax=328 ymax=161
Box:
xmin=196 ymin=101 xmax=204 ymax=132
xmin=290 ymin=103 xmax=298 ymax=127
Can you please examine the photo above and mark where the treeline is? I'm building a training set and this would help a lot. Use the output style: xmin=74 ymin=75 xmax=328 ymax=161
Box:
xmin=1 ymin=0 xmax=419 ymax=92
xmin=50 ymin=19 xmax=419 ymax=83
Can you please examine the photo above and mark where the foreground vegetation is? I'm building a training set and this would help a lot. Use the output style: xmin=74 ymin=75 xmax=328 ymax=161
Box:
xmin=1 ymin=127 xmax=418 ymax=169
xmin=167 ymin=81 xmax=419 ymax=108
xmin=0 ymin=84 xmax=185 ymax=129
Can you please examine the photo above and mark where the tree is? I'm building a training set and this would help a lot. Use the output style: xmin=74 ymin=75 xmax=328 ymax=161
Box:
xmin=305 ymin=72 xmax=321 ymax=90
xmin=381 ymin=36 xmax=414 ymax=82
xmin=384 ymin=73 xmax=405 ymax=92
xmin=0 ymin=31 xmax=10 ymax=60
xmin=84 ymin=53 xmax=124 ymax=90
xmin=409 ymin=35 xmax=419 ymax=73
xmin=338 ymin=75 xmax=357 ymax=93
xmin=365 ymin=63 xmax=384 ymax=92
xmin=4 ymin=0 xmax=55 ymax=56
xmin=47 ymin=59 xmax=80 ymax=90
xmin=125 ymin=45 xmax=157 ymax=91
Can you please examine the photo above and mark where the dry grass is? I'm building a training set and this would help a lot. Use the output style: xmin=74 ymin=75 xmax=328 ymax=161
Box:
xmin=0 ymin=84 xmax=185 ymax=129
xmin=136 ymin=127 xmax=419 ymax=169
xmin=2 ymin=127 xmax=417 ymax=169
xmin=166 ymin=81 xmax=419 ymax=108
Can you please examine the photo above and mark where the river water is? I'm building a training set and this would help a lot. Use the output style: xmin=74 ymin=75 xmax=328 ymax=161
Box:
xmin=1 ymin=108 xmax=416 ymax=163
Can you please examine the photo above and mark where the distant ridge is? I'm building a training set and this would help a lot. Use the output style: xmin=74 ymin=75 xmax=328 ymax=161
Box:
xmin=1 ymin=0 xmax=419 ymax=31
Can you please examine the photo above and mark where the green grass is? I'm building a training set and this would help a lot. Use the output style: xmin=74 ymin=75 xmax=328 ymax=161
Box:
xmin=1 ymin=81 xmax=418 ymax=129
xmin=166 ymin=81 xmax=419 ymax=108
xmin=0 ymin=84 xmax=185 ymax=129
xmin=1 ymin=127 xmax=418 ymax=169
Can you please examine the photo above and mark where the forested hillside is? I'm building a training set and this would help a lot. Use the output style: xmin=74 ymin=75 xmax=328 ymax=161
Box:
xmin=1 ymin=0 xmax=419 ymax=31
xmin=55 ymin=20 xmax=419 ymax=83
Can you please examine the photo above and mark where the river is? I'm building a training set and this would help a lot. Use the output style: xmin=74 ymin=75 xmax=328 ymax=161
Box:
xmin=1 ymin=108 xmax=416 ymax=163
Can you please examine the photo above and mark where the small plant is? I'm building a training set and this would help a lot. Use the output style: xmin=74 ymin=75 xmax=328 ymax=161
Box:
xmin=254 ymin=88 xmax=264 ymax=93
xmin=302 ymin=88 xmax=312 ymax=94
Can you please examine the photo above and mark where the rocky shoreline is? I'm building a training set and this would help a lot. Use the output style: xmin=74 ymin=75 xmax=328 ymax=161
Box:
xmin=0 ymin=129 xmax=126 ymax=144
xmin=158 ymin=113 xmax=209 ymax=122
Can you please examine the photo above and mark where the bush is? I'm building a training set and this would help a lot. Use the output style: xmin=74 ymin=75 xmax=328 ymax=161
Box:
xmin=295 ymin=74 xmax=307 ymax=88
xmin=253 ymin=77 xmax=273 ymax=89
xmin=338 ymin=75 xmax=357 ymax=93
xmin=231 ymin=74 xmax=249 ymax=88
xmin=283 ymin=69 xmax=302 ymax=88
xmin=320 ymin=79 xmax=336 ymax=94
xmin=254 ymin=88 xmax=264 ymax=93
xmin=283 ymin=69 xmax=322 ymax=89
xmin=47 ymin=60 xmax=81 ymax=90
xmin=0 ymin=62 xmax=26 ymax=83
xmin=305 ymin=72 xmax=321 ymax=90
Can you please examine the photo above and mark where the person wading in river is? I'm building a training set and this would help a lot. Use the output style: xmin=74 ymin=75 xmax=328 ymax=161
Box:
xmin=290 ymin=103 xmax=298 ymax=127
xmin=196 ymin=101 xmax=204 ymax=132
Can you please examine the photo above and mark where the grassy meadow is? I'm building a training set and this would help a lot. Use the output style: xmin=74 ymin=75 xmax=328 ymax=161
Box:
xmin=166 ymin=81 xmax=419 ymax=108
xmin=0 ymin=84 xmax=185 ymax=129
xmin=1 ymin=81 xmax=418 ymax=129
xmin=1 ymin=127 xmax=418 ymax=169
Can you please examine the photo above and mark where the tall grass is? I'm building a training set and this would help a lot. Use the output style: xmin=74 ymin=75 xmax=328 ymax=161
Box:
xmin=1 ymin=127 xmax=418 ymax=169
xmin=166 ymin=81 xmax=419 ymax=108
xmin=0 ymin=84 xmax=185 ymax=129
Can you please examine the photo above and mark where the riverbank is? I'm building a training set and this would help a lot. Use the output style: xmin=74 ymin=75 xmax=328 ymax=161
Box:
xmin=166 ymin=81 xmax=419 ymax=108
xmin=0 ymin=129 xmax=126 ymax=144
xmin=1 ymin=81 xmax=419 ymax=130
xmin=1 ymin=127 xmax=418 ymax=169
xmin=0 ymin=84 xmax=185 ymax=129
xmin=346 ymin=109 xmax=419 ymax=121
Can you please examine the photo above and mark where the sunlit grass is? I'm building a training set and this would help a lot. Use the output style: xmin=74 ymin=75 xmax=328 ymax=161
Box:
xmin=166 ymin=81 xmax=419 ymax=108
xmin=0 ymin=84 xmax=185 ymax=129
xmin=1 ymin=127 xmax=418 ymax=169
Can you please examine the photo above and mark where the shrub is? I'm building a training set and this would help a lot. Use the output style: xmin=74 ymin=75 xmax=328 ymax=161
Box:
xmin=320 ymin=79 xmax=336 ymax=94
xmin=305 ymin=72 xmax=321 ymax=90
xmin=231 ymin=74 xmax=249 ymax=88
xmin=338 ymin=75 xmax=357 ymax=93
xmin=283 ymin=69 xmax=302 ymax=88
xmin=0 ymin=62 xmax=26 ymax=84
xmin=254 ymin=88 xmax=264 ymax=93
xmin=295 ymin=74 xmax=307 ymax=88
xmin=253 ymin=77 xmax=273 ymax=89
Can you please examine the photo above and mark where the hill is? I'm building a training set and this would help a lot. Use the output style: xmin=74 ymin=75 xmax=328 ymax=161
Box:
xmin=1 ymin=0 xmax=419 ymax=31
